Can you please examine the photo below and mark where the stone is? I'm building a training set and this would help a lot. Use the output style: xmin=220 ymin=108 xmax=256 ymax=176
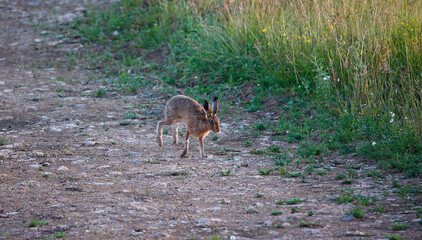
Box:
xmin=282 ymin=222 xmax=291 ymax=227
xmin=48 ymin=126 xmax=62 ymax=133
xmin=110 ymin=171 xmax=122 ymax=176
xmin=29 ymin=164 xmax=41 ymax=169
xmin=35 ymin=151 xmax=45 ymax=157
xmin=153 ymin=232 xmax=169 ymax=238
xmin=193 ymin=217 xmax=210 ymax=227
xmin=264 ymin=220 xmax=273 ymax=226
xmin=57 ymin=166 xmax=69 ymax=171
xmin=81 ymin=141 xmax=96 ymax=147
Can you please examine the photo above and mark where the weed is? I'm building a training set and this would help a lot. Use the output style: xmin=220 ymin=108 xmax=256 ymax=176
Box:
xmin=341 ymin=179 xmax=355 ymax=185
xmin=277 ymin=198 xmax=303 ymax=205
xmin=211 ymin=135 xmax=219 ymax=141
xmin=366 ymin=169 xmax=383 ymax=179
xmin=53 ymin=232 xmax=67 ymax=238
xmin=271 ymin=211 xmax=283 ymax=216
xmin=347 ymin=169 xmax=358 ymax=178
xmin=336 ymin=173 xmax=347 ymax=180
xmin=94 ymin=88 xmax=107 ymax=98
xmin=274 ymin=152 xmax=292 ymax=166
xmin=297 ymin=141 xmax=324 ymax=158
xmin=258 ymin=169 xmax=273 ymax=175
xmin=336 ymin=188 xmax=355 ymax=204
xmin=267 ymin=145 xmax=281 ymax=153
xmin=305 ymin=165 xmax=314 ymax=175
xmin=220 ymin=170 xmax=231 ymax=176
xmin=356 ymin=195 xmax=377 ymax=206
xmin=285 ymin=172 xmax=302 ymax=178
xmin=256 ymin=193 xmax=264 ymax=198
xmin=385 ymin=235 xmax=403 ymax=240
xmin=299 ymin=222 xmax=317 ymax=227
xmin=278 ymin=166 xmax=289 ymax=176
xmin=291 ymin=207 xmax=299 ymax=213
xmin=246 ymin=208 xmax=258 ymax=214
xmin=316 ymin=169 xmax=327 ymax=175
xmin=0 ymin=137 xmax=6 ymax=146
xmin=125 ymin=112 xmax=139 ymax=119
xmin=393 ymin=185 xmax=421 ymax=197
xmin=346 ymin=206 xmax=365 ymax=218
xmin=253 ymin=122 xmax=267 ymax=131
xmin=119 ymin=121 xmax=131 ymax=126
xmin=28 ymin=219 xmax=47 ymax=227
xmin=307 ymin=211 xmax=314 ymax=216
xmin=251 ymin=149 xmax=265 ymax=155
xmin=392 ymin=223 xmax=408 ymax=231
xmin=374 ymin=206 xmax=385 ymax=213
xmin=242 ymin=141 xmax=253 ymax=147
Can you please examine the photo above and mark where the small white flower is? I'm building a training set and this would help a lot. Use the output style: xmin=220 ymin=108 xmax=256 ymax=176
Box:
xmin=127 ymin=69 xmax=131 ymax=74
xmin=337 ymin=78 xmax=340 ymax=82
xmin=286 ymin=130 xmax=290 ymax=134
xmin=112 ymin=30 xmax=119 ymax=36
xmin=404 ymin=117 xmax=408 ymax=120
xmin=372 ymin=142 xmax=376 ymax=146
xmin=230 ymin=236 xmax=236 ymax=240
xmin=390 ymin=118 xmax=394 ymax=123
xmin=323 ymin=76 xmax=330 ymax=80
xmin=390 ymin=112 xmax=395 ymax=117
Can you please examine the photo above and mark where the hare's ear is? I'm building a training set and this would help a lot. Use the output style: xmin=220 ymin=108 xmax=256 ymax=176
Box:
xmin=204 ymin=100 xmax=212 ymax=115
xmin=212 ymin=97 xmax=219 ymax=114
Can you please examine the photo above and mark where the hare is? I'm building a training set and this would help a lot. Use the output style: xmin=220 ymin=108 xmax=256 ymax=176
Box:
xmin=156 ymin=95 xmax=220 ymax=158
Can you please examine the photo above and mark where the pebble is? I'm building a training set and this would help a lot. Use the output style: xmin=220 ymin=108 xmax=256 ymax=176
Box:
xmin=48 ymin=126 xmax=63 ymax=133
xmin=42 ymin=172 xmax=52 ymax=176
xmin=282 ymin=222 xmax=291 ymax=227
xmin=75 ymin=104 xmax=85 ymax=109
xmin=153 ymin=232 xmax=169 ymax=238
xmin=81 ymin=141 xmax=96 ymax=147
xmin=193 ymin=217 xmax=210 ymax=227
xmin=35 ymin=151 xmax=45 ymax=157
xmin=264 ymin=220 xmax=273 ymax=226
xmin=110 ymin=171 xmax=122 ymax=176
xmin=29 ymin=164 xmax=41 ymax=169
xmin=57 ymin=166 xmax=69 ymax=171
xmin=0 ymin=81 xmax=5 ymax=85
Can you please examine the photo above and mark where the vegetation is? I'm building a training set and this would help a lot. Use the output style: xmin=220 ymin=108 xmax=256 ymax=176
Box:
xmin=68 ymin=0 xmax=421 ymax=177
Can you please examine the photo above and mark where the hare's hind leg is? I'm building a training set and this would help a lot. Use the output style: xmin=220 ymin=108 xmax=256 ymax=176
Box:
xmin=180 ymin=131 xmax=190 ymax=157
xmin=172 ymin=124 xmax=179 ymax=145
xmin=156 ymin=119 xmax=174 ymax=146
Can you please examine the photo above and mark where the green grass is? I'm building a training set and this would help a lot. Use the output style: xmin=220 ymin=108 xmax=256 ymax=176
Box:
xmin=53 ymin=232 xmax=67 ymax=238
xmin=277 ymin=198 xmax=303 ymax=205
xmin=392 ymin=223 xmax=408 ymax=231
xmin=68 ymin=0 xmax=422 ymax=178
xmin=346 ymin=206 xmax=365 ymax=218
xmin=94 ymin=88 xmax=107 ymax=98
xmin=271 ymin=211 xmax=283 ymax=216
xmin=28 ymin=219 xmax=47 ymax=227
xmin=220 ymin=170 xmax=231 ymax=176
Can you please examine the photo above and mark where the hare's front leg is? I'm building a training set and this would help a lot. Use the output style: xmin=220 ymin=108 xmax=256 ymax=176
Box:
xmin=180 ymin=131 xmax=190 ymax=158
xmin=198 ymin=135 xmax=207 ymax=158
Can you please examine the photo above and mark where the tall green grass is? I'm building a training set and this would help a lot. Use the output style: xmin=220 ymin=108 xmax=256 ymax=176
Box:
xmin=222 ymin=0 xmax=421 ymax=132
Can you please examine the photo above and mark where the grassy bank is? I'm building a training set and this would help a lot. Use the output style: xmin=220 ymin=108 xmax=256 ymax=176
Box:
xmin=67 ymin=0 xmax=421 ymax=177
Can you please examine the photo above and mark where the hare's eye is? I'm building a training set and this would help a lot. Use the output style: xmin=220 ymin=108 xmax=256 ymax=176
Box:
xmin=210 ymin=119 xmax=214 ymax=124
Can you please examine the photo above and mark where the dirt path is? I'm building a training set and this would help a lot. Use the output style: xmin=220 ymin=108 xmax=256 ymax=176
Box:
xmin=0 ymin=1 xmax=421 ymax=239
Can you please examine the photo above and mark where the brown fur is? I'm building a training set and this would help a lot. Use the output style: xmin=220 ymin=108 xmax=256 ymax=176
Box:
xmin=156 ymin=95 xmax=220 ymax=158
